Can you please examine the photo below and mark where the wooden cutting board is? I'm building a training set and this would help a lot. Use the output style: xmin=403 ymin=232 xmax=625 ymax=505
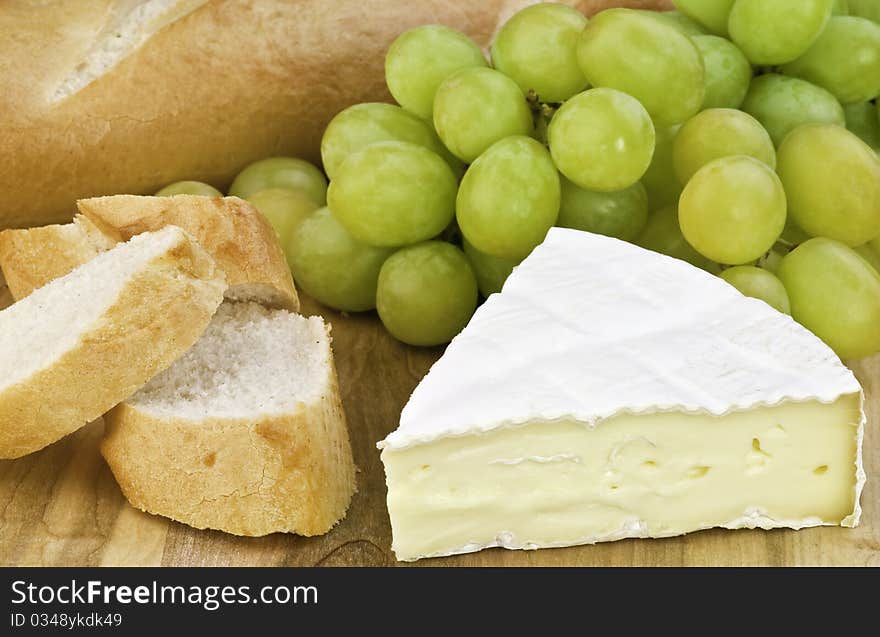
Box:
xmin=0 ymin=281 xmax=877 ymax=566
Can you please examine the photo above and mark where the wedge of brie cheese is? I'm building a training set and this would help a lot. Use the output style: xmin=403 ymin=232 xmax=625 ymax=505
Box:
xmin=379 ymin=228 xmax=866 ymax=561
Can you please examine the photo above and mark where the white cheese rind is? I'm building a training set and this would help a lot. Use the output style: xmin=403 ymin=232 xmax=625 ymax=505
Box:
xmin=379 ymin=229 xmax=866 ymax=560
xmin=381 ymin=229 xmax=862 ymax=450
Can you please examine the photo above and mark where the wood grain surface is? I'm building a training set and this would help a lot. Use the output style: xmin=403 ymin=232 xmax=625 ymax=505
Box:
xmin=0 ymin=283 xmax=877 ymax=566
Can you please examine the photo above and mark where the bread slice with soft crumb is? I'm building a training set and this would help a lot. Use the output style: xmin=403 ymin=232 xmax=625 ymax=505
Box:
xmin=0 ymin=226 xmax=225 ymax=459
xmin=0 ymin=194 xmax=298 ymax=309
xmin=101 ymin=301 xmax=356 ymax=536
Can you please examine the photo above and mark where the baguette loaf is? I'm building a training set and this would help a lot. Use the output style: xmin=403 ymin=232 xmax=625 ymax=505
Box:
xmin=0 ymin=226 xmax=225 ymax=459
xmin=101 ymin=301 xmax=356 ymax=536
xmin=0 ymin=195 xmax=298 ymax=309
xmin=0 ymin=0 xmax=669 ymax=229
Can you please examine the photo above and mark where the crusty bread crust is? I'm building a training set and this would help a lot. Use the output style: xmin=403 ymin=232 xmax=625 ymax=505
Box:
xmin=0 ymin=216 xmax=115 ymax=301
xmin=0 ymin=0 xmax=670 ymax=229
xmin=101 ymin=325 xmax=357 ymax=536
xmin=0 ymin=229 xmax=226 ymax=459
xmin=79 ymin=195 xmax=298 ymax=310
xmin=0 ymin=195 xmax=298 ymax=309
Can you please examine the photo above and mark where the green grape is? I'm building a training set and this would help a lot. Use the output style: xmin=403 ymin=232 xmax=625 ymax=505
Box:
xmin=672 ymin=0 xmax=735 ymax=36
xmin=776 ymin=123 xmax=880 ymax=246
xmin=456 ymin=136 xmax=560 ymax=259
xmin=636 ymin=204 xmax=720 ymax=272
xmin=246 ymin=188 xmax=318 ymax=248
xmin=229 ymin=157 xmax=327 ymax=205
xmin=637 ymin=10 xmax=709 ymax=35
xmin=759 ymin=247 xmax=787 ymax=273
xmin=462 ymin=239 xmax=520 ymax=297
xmin=728 ymin=0 xmax=833 ymax=65
xmin=385 ymin=25 xmax=487 ymax=120
xmin=679 ymin=156 xmax=787 ymax=265
xmin=692 ymin=36 xmax=752 ymax=110
xmin=548 ymin=88 xmax=655 ymax=191
xmin=155 ymin=180 xmax=222 ymax=197
xmin=781 ymin=17 xmax=880 ymax=104
xmin=557 ymin=177 xmax=648 ymax=241
xmin=433 ymin=68 xmax=533 ymax=163
xmin=376 ymin=241 xmax=478 ymax=347
xmin=576 ymin=9 xmax=704 ymax=125
xmin=320 ymin=103 xmax=453 ymax=180
xmin=490 ymin=3 xmax=588 ymax=103
xmin=872 ymin=234 xmax=880 ymax=252
xmin=777 ymin=237 xmax=880 ymax=358
xmin=672 ymin=108 xmax=776 ymax=185
xmin=719 ymin=265 xmax=791 ymax=314
xmin=327 ymin=141 xmax=457 ymax=247
xmin=641 ymin=124 xmax=682 ymax=208
xmin=854 ymin=243 xmax=880 ymax=272
xmin=428 ymin=123 xmax=467 ymax=179
xmin=741 ymin=74 xmax=846 ymax=146
xmin=844 ymin=101 xmax=880 ymax=151
xmin=849 ymin=0 xmax=880 ymax=21
xmin=287 ymin=207 xmax=393 ymax=312
xmin=780 ymin=217 xmax=813 ymax=246
xmin=833 ymin=0 xmax=850 ymax=14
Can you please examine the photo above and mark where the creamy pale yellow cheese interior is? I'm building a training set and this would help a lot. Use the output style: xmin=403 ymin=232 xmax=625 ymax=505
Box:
xmin=382 ymin=396 xmax=861 ymax=561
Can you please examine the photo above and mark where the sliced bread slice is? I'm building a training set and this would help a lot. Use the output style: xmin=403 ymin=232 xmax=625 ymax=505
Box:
xmin=0 ymin=226 xmax=225 ymax=459
xmin=0 ymin=194 xmax=298 ymax=309
xmin=101 ymin=301 xmax=357 ymax=537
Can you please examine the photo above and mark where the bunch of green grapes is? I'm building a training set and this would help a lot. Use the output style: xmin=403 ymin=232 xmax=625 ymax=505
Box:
xmin=156 ymin=1 xmax=880 ymax=357
xmin=662 ymin=0 xmax=880 ymax=360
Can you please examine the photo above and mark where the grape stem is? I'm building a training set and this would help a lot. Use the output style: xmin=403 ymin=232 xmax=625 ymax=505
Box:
xmin=526 ymin=90 xmax=559 ymax=147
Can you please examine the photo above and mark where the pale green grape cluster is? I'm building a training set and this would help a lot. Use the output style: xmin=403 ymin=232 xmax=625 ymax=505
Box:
xmin=157 ymin=3 xmax=880 ymax=356
xmin=655 ymin=0 xmax=880 ymax=360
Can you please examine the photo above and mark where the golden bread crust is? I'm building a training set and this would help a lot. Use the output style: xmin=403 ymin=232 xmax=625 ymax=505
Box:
xmin=101 ymin=331 xmax=356 ymax=536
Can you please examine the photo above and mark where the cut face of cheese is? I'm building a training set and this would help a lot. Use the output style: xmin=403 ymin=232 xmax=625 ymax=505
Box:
xmin=379 ymin=228 xmax=865 ymax=562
